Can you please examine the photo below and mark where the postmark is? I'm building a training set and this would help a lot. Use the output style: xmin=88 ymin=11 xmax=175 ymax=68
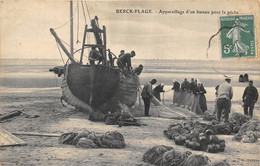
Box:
xmin=220 ymin=15 xmax=256 ymax=59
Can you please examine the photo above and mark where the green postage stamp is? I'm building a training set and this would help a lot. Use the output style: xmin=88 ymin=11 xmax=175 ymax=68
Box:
xmin=220 ymin=15 xmax=256 ymax=59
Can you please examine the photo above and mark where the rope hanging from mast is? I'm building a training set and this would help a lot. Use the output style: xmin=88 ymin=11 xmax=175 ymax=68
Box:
xmin=84 ymin=1 xmax=92 ymax=22
xmin=55 ymin=39 xmax=66 ymax=65
xmin=81 ymin=0 xmax=87 ymax=24
xmin=53 ymin=6 xmax=77 ymax=30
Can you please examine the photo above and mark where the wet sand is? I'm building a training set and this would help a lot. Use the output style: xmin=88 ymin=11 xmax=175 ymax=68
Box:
xmin=0 ymin=87 xmax=259 ymax=166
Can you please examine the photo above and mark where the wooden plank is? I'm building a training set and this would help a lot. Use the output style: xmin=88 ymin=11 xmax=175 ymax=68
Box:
xmin=0 ymin=129 xmax=27 ymax=147
xmin=0 ymin=110 xmax=22 ymax=121
xmin=12 ymin=132 xmax=61 ymax=137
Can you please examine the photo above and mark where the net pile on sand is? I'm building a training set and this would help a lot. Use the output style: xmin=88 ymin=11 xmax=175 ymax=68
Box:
xmin=142 ymin=145 xmax=196 ymax=166
xmin=232 ymin=118 xmax=260 ymax=143
xmin=105 ymin=110 xmax=144 ymax=127
xmin=203 ymin=111 xmax=217 ymax=121
xmin=59 ymin=130 xmax=126 ymax=148
xmin=163 ymin=121 xmax=226 ymax=153
xmin=203 ymin=113 xmax=251 ymax=135
xmin=207 ymin=160 xmax=230 ymax=166
xmin=182 ymin=154 xmax=210 ymax=166
xmin=143 ymin=145 xmax=231 ymax=166
xmin=229 ymin=113 xmax=251 ymax=133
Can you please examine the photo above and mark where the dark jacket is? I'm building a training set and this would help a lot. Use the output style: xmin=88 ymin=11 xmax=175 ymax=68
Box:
xmin=172 ymin=81 xmax=180 ymax=92
xmin=181 ymin=81 xmax=190 ymax=91
xmin=189 ymin=82 xmax=197 ymax=92
xmin=117 ymin=53 xmax=132 ymax=70
xmin=193 ymin=85 xmax=206 ymax=95
xmin=152 ymin=84 xmax=164 ymax=101
xmin=141 ymin=82 xmax=153 ymax=99
xmin=243 ymin=86 xmax=258 ymax=105
xmin=133 ymin=66 xmax=143 ymax=75
xmin=89 ymin=50 xmax=103 ymax=61
xmin=193 ymin=84 xmax=207 ymax=112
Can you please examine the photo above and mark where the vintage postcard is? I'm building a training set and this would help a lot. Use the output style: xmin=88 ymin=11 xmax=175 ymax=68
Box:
xmin=0 ymin=0 xmax=259 ymax=165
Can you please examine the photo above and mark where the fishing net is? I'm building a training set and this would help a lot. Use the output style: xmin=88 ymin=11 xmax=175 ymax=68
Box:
xmin=118 ymin=110 xmax=134 ymax=121
xmin=183 ymin=154 xmax=210 ymax=166
xmin=241 ymin=131 xmax=258 ymax=143
xmin=164 ymin=121 xmax=226 ymax=153
xmin=142 ymin=145 xmax=174 ymax=165
xmin=160 ymin=149 xmax=192 ymax=166
xmin=99 ymin=131 xmax=126 ymax=148
xmin=203 ymin=111 xmax=216 ymax=121
xmin=207 ymin=160 xmax=230 ymax=166
xmin=76 ymin=138 xmax=98 ymax=148
xmin=105 ymin=116 xmax=118 ymax=125
xmin=59 ymin=130 xmax=126 ymax=148
xmin=163 ymin=123 xmax=184 ymax=139
xmin=212 ymin=123 xmax=233 ymax=135
xmin=232 ymin=119 xmax=259 ymax=143
xmin=238 ymin=120 xmax=259 ymax=134
xmin=229 ymin=113 xmax=250 ymax=127
xmin=105 ymin=110 xmax=141 ymax=126
xmin=59 ymin=132 xmax=78 ymax=145
xmin=143 ymin=145 xmax=192 ymax=166
xmin=72 ymin=130 xmax=91 ymax=145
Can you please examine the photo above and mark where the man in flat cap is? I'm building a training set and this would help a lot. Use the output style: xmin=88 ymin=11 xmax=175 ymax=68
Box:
xmin=117 ymin=51 xmax=136 ymax=71
xmin=118 ymin=50 xmax=125 ymax=58
xmin=216 ymin=77 xmax=233 ymax=122
xmin=242 ymin=80 xmax=258 ymax=118
xmin=141 ymin=79 xmax=157 ymax=116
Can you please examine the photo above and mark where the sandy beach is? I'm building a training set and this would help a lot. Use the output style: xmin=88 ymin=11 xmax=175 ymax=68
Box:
xmin=0 ymin=87 xmax=259 ymax=165
xmin=0 ymin=59 xmax=259 ymax=165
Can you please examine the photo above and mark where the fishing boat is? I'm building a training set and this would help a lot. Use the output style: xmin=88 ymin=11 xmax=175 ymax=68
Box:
xmin=49 ymin=1 xmax=140 ymax=119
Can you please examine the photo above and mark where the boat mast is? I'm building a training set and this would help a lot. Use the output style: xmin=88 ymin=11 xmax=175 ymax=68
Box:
xmin=70 ymin=0 xmax=74 ymax=58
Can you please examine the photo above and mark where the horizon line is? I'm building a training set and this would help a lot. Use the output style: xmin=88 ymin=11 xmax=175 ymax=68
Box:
xmin=0 ymin=58 xmax=219 ymax=61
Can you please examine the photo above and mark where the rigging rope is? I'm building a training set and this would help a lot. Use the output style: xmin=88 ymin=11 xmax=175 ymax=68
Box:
xmin=53 ymin=6 xmax=77 ymax=30
xmin=84 ymin=1 xmax=92 ymax=22
xmin=81 ymin=0 xmax=87 ymax=24
xmin=59 ymin=38 xmax=77 ymax=52
xmin=55 ymin=39 xmax=65 ymax=65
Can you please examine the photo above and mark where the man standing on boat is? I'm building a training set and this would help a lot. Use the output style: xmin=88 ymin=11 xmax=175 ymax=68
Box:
xmin=141 ymin=79 xmax=157 ymax=116
xmin=88 ymin=46 xmax=103 ymax=65
xmin=242 ymin=80 xmax=258 ymax=118
xmin=133 ymin=64 xmax=143 ymax=75
xmin=216 ymin=77 xmax=233 ymax=122
xmin=118 ymin=50 xmax=125 ymax=58
xmin=117 ymin=51 xmax=136 ymax=70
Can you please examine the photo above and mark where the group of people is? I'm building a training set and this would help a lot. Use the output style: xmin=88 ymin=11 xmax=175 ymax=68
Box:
xmin=88 ymin=47 xmax=259 ymax=120
xmin=88 ymin=47 xmax=138 ymax=72
xmin=216 ymin=77 xmax=258 ymax=121
xmin=215 ymin=77 xmax=259 ymax=122
xmin=141 ymin=77 xmax=258 ymax=120
xmin=172 ymin=78 xmax=207 ymax=113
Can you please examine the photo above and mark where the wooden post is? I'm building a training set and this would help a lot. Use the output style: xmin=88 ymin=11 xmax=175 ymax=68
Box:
xmin=103 ymin=25 xmax=107 ymax=65
xmin=0 ymin=110 xmax=22 ymax=121
xmin=50 ymin=28 xmax=76 ymax=63
xmin=80 ymin=25 xmax=88 ymax=63
xmin=70 ymin=0 xmax=74 ymax=58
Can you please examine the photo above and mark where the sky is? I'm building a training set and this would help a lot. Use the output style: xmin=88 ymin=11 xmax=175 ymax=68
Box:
xmin=0 ymin=0 xmax=259 ymax=60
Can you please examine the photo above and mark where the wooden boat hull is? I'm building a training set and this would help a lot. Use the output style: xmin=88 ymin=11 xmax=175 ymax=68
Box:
xmin=62 ymin=63 xmax=139 ymax=113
